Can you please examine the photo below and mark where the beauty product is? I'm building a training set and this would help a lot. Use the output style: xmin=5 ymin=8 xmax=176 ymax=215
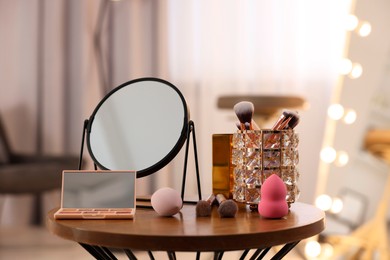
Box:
xmin=284 ymin=110 xmax=300 ymax=129
xmin=212 ymin=134 xmax=234 ymax=199
xmin=196 ymin=194 xmax=216 ymax=217
xmin=216 ymin=194 xmax=238 ymax=218
xmin=272 ymin=110 xmax=300 ymax=130
xmin=258 ymin=174 xmax=289 ymax=219
xmin=151 ymin=187 xmax=183 ymax=217
xmin=265 ymin=110 xmax=300 ymax=148
xmin=252 ymin=120 xmax=260 ymax=130
xmin=234 ymin=101 xmax=255 ymax=130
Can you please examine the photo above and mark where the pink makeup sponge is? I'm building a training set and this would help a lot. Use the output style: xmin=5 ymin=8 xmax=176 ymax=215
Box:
xmin=258 ymin=174 xmax=288 ymax=219
xmin=151 ymin=187 xmax=183 ymax=217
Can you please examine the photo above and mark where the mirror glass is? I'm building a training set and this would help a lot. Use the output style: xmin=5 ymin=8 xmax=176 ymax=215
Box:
xmin=87 ymin=78 xmax=189 ymax=178
xmin=62 ymin=171 xmax=136 ymax=208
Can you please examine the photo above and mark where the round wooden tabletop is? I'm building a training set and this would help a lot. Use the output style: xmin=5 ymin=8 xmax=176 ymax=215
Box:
xmin=46 ymin=202 xmax=325 ymax=252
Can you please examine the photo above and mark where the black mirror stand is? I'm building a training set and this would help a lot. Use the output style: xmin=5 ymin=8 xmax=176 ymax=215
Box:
xmin=78 ymin=119 xmax=202 ymax=202
xmin=181 ymin=120 xmax=202 ymax=202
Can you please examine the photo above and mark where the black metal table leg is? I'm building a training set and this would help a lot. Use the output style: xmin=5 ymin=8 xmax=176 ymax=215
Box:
xmin=79 ymin=243 xmax=113 ymax=260
xmin=271 ymin=241 xmax=300 ymax=260
xmin=249 ymin=248 xmax=269 ymax=260
xmin=124 ymin=249 xmax=137 ymax=260
xmin=167 ymin=251 xmax=177 ymax=260
xmin=147 ymin=251 xmax=155 ymax=260
xmin=102 ymin=247 xmax=118 ymax=259
xmin=80 ymin=240 xmax=300 ymax=260
xmin=240 ymin=249 xmax=250 ymax=260
xmin=256 ymin=247 xmax=271 ymax=260
xmin=214 ymin=251 xmax=224 ymax=260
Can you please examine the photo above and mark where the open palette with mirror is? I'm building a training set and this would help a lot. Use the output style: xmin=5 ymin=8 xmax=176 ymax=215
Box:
xmin=54 ymin=170 xmax=137 ymax=219
xmin=78 ymin=77 xmax=202 ymax=202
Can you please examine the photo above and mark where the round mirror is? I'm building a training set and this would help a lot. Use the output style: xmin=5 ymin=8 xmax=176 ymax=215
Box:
xmin=86 ymin=78 xmax=189 ymax=178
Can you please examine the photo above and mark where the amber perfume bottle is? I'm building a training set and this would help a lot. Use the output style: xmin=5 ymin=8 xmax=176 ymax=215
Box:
xmin=212 ymin=134 xmax=234 ymax=199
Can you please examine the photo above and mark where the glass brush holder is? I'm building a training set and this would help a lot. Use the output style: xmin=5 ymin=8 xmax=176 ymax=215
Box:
xmin=232 ymin=129 xmax=300 ymax=207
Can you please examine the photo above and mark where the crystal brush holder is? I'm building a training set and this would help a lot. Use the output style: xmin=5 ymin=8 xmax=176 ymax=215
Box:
xmin=232 ymin=129 xmax=300 ymax=206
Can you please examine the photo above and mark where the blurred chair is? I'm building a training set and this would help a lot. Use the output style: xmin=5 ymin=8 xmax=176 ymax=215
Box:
xmin=0 ymin=115 xmax=80 ymax=225
xmin=320 ymin=188 xmax=368 ymax=237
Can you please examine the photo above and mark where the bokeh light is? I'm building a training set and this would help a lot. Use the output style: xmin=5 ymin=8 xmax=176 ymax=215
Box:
xmin=339 ymin=58 xmax=353 ymax=75
xmin=358 ymin=21 xmax=371 ymax=37
xmin=328 ymin=104 xmax=345 ymax=120
xmin=305 ymin=240 xmax=322 ymax=258
xmin=321 ymin=147 xmax=337 ymax=163
xmin=343 ymin=109 xmax=357 ymax=124
xmin=349 ymin=63 xmax=363 ymax=79
xmin=330 ymin=197 xmax=344 ymax=214
xmin=345 ymin=15 xmax=359 ymax=31
xmin=315 ymin=194 xmax=333 ymax=211
xmin=335 ymin=150 xmax=349 ymax=167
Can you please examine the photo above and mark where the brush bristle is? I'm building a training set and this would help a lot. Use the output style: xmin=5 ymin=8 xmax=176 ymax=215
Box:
xmin=283 ymin=110 xmax=300 ymax=129
xmin=218 ymin=200 xmax=238 ymax=218
xmin=234 ymin=101 xmax=254 ymax=124
xmin=196 ymin=200 xmax=212 ymax=217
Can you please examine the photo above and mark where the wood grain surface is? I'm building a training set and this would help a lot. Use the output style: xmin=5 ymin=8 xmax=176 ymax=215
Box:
xmin=46 ymin=202 xmax=324 ymax=252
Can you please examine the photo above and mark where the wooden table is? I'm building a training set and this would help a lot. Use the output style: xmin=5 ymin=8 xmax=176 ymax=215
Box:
xmin=47 ymin=202 xmax=325 ymax=259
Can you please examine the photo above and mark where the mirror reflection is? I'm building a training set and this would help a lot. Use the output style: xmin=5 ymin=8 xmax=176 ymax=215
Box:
xmin=63 ymin=172 xmax=136 ymax=208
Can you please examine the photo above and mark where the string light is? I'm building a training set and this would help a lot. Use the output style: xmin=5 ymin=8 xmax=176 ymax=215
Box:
xmin=328 ymin=104 xmax=345 ymax=120
xmin=330 ymin=197 xmax=344 ymax=213
xmin=315 ymin=194 xmax=333 ymax=211
xmin=358 ymin=21 xmax=372 ymax=37
xmin=321 ymin=243 xmax=335 ymax=258
xmin=321 ymin=147 xmax=337 ymax=164
xmin=315 ymin=10 xmax=372 ymax=260
xmin=339 ymin=58 xmax=353 ymax=75
xmin=327 ymin=105 xmax=356 ymax=126
xmin=335 ymin=150 xmax=349 ymax=166
xmin=349 ymin=63 xmax=363 ymax=79
xmin=343 ymin=109 xmax=357 ymax=124
xmin=305 ymin=241 xmax=322 ymax=258
xmin=320 ymin=147 xmax=337 ymax=163
xmin=345 ymin=14 xmax=359 ymax=31
xmin=315 ymin=194 xmax=344 ymax=214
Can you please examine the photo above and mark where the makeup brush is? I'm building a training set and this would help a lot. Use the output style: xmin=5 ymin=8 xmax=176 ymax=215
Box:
xmin=216 ymin=194 xmax=238 ymax=218
xmin=234 ymin=101 xmax=255 ymax=130
xmin=272 ymin=111 xmax=291 ymax=130
xmin=272 ymin=110 xmax=300 ymax=130
xmin=251 ymin=119 xmax=260 ymax=130
xmin=283 ymin=110 xmax=300 ymax=129
xmin=267 ymin=110 xmax=300 ymax=148
xmin=236 ymin=121 xmax=257 ymax=131
xmin=196 ymin=194 xmax=216 ymax=217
